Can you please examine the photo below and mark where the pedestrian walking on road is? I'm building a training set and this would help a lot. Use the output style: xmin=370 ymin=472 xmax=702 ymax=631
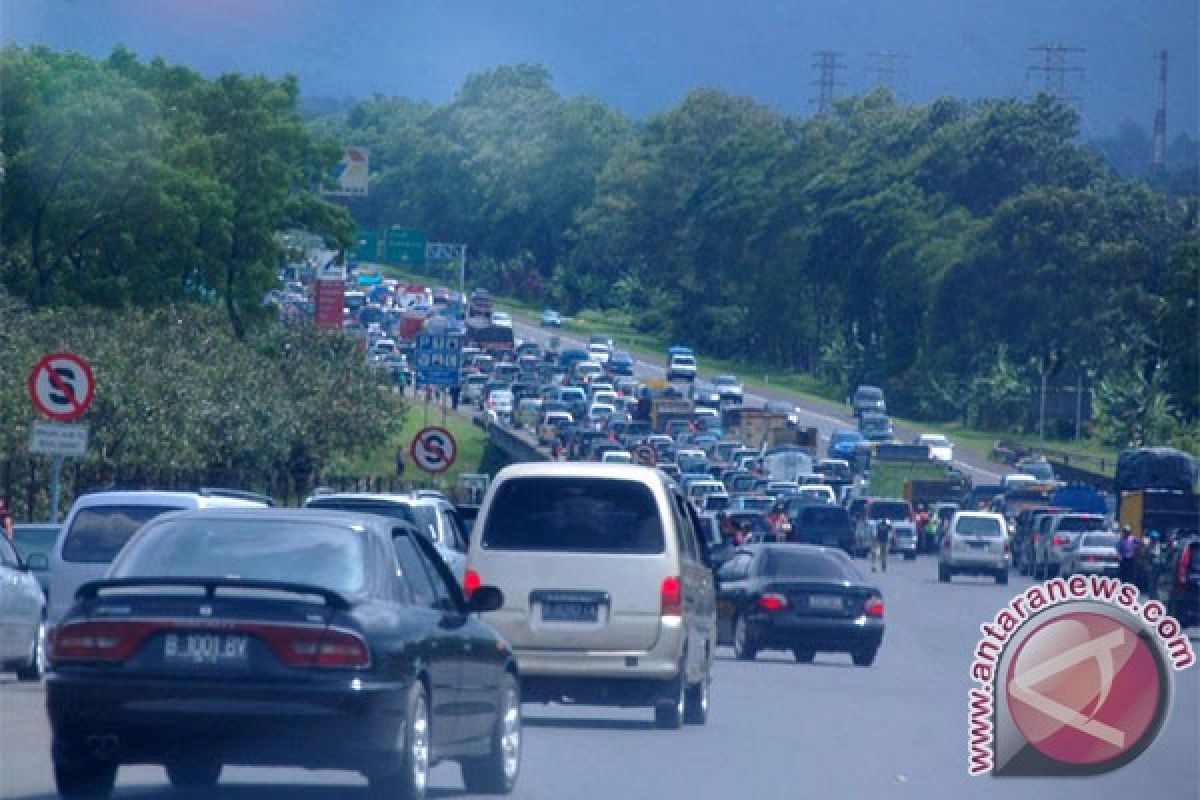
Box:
xmin=873 ymin=518 xmax=892 ymax=573
xmin=395 ymin=446 xmax=407 ymax=485
xmin=1117 ymin=525 xmax=1138 ymax=586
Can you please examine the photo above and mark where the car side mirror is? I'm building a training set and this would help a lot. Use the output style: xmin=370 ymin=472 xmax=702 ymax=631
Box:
xmin=23 ymin=553 xmax=48 ymax=571
xmin=466 ymin=585 xmax=504 ymax=613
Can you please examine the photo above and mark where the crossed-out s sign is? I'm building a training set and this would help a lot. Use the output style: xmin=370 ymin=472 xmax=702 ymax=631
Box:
xmin=28 ymin=352 xmax=95 ymax=422
xmin=410 ymin=426 xmax=458 ymax=475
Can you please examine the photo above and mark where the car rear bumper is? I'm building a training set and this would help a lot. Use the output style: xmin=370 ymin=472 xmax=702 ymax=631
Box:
xmin=511 ymin=620 xmax=685 ymax=681
xmin=748 ymin=614 xmax=884 ymax=652
xmin=46 ymin=671 xmax=410 ymax=770
xmin=1065 ymin=562 xmax=1119 ymax=577
xmin=944 ymin=556 xmax=1008 ymax=572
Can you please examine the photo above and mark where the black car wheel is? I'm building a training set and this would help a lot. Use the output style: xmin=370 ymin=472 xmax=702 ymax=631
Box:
xmin=996 ymin=569 xmax=1009 ymax=586
xmin=52 ymin=739 xmax=117 ymax=800
xmin=654 ymin=665 xmax=685 ymax=729
xmin=793 ymin=648 xmax=815 ymax=663
xmin=461 ymin=672 xmax=521 ymax=794
xmin=370 ymin=681 xmax=430 ymax=800
xmin=16 ymin=620 xmax=45 ymax=682
xmin=852 ymin=648 xmax=877 ymax=667
xmin=733 ymin=615 xmax=758 ymax=661
xmin=938 ymin=564 xmax=951 ymax=583
xmin=166 ymin=758 xmax=221 ymax=788
xmin=683 ymin=673 xmax=709 ymax=725
xmin=904 ymin=552 xmax=916 ymax=561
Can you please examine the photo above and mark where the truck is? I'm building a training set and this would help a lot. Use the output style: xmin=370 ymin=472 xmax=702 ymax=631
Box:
xmin=466 ymin=318 xmax=515 ymax=357
xmin=1118 ymin=489 xmax=1200 ymax=539
xmin=722 ymin=407 xmax=818 ymax=454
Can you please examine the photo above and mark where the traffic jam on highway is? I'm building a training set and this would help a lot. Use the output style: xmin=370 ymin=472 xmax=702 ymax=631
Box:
xmin=4 ymin=277 xmax=1198 ymax=800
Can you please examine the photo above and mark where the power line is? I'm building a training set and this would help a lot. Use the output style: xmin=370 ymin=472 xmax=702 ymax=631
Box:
xmin=812 ymin=51 xmax=847 ymax=114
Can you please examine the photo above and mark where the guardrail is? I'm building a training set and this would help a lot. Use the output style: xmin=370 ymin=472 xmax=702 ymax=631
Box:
xmin=990 ymin=439 xmax=1114 ymax=490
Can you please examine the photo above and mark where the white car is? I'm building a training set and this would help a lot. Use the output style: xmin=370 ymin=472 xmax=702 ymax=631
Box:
xmin=917 ymin=433 xmax=954 ymax=463
xmin=667 ymin=354 xmax=697 ymax=382
xmin=462 ymin=372 xmax=489 ymax=403
xmin=486 ymin=389 xmax=514 ymax=416
xmin=491 ymin=311 xmax=513 ymax=327
xmin=587 ymin=402 xmax=616 ymax=424
xmin=600 ymin=450 xmax=633 ymax=464
xmin=587 ymin=343 xmax=611 ymax=364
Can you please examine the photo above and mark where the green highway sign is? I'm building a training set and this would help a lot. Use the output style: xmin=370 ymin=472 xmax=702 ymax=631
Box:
xmin=384 ymin=227 xmax=426 ymax=266
xmin=353 ymin=229 xmax=380 ymax=261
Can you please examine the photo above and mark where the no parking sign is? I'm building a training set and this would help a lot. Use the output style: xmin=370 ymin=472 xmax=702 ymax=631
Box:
xmin=410 ymin=426 xmax=458 ymax=475
xmin=28 ymin=352 xmax=94 ymax=422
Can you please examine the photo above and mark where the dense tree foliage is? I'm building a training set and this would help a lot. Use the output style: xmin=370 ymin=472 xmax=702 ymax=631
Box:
xmin=321 ymin=70 xmax=1198 ymax=443
xmin=0 ymin=45 xmax=354 ymax=336
xmin=2 ymin=47 xmax=1195 ymax=453
xmin=0 ymin=291 xmax=404 ymax=478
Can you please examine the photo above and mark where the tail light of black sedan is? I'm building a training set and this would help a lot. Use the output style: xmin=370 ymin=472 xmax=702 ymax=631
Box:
xmin=52 ymin=618 xmax=371 ymax=669
xmin=757 ymin=592 xmax=789 ymax=612
xmin=864 ymin=595 xmax=884 ymax=618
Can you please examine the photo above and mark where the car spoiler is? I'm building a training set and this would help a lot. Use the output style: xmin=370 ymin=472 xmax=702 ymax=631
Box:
xmin=75 ymin=577 xmax=352 ymax=610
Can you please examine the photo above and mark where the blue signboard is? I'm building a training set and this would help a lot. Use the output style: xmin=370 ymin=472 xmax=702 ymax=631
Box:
xmin=415 ymin=331 xmax=465 ymax=387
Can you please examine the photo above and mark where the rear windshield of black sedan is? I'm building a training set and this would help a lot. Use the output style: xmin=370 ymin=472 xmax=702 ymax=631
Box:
xmin=761 ymin=549 xmax=855 ymax=581
xmin=111 ymin=519 xmax=367 ymax=593
xmin=482 ymin=477 xmax=664 ymax=553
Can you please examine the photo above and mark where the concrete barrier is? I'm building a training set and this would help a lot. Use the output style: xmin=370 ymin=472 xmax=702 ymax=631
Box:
xmin=487 ymin=420 xmax=552 ymax=463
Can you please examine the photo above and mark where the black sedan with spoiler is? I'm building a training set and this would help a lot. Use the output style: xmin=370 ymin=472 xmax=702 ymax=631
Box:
xmin=46 ymin=509 xmax=519 ymax=800
xmin=715 ymin=544 xmax=884 ymax=667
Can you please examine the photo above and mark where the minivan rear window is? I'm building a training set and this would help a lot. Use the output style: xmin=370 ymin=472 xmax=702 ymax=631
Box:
xmin=1056 ymin=515 xmax=1107 ymax=532
xmin=868 ymin=501 xmax=909 ymax=520
xmin=62 ymin=505 xmax=184 ymax=563
xmin=956 ymin=516 xmax=1004 ymax=537
xmin=482 ymin=478 xmax=664 ymax=553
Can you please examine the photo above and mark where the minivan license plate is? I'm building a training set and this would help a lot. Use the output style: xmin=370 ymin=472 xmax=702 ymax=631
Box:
xmin=164 ymin=633 xmax=249 ymax=666
xmin=542 ymin=602 xmax=599 ymax=622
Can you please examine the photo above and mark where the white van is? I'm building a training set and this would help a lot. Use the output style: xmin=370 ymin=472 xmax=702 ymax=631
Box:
xmin=465 ymin=463 xmax=716 ymax=728
xmin=47 ymin=490 xmax=267 ymax=626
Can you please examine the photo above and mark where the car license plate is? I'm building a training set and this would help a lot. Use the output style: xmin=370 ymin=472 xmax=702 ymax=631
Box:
xmin=542 ymin=602 xmax=599 ymax=622
xmin=967 ymin=540 xmax=988 ymax=549
xmin=163 ymin=632 xmax=249 ymax=666
xmin=808 ymin=595 xmax=843 ymax=611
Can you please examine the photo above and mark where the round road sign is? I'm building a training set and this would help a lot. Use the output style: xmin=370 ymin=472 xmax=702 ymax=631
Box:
xmin=410 ymin=426 xmax=458 ymax=474
xmin=28 ymin=352 xmax=95 ymax=422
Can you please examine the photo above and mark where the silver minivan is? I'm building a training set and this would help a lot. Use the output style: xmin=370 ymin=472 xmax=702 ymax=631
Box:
xmin=938 ymin=511 xmax=1010 ymax=584
xmin=465 ymin=462 xmax=716 ymax=729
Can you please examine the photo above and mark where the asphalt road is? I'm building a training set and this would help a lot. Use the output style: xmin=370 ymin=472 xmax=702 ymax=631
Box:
xmin=3 ymin=555 xmax=1196 ymax=799
xmin=510 ymin=318 xmax=1008 ymax=486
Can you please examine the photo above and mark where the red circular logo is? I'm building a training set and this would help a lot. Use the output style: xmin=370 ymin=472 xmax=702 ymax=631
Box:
xmin=1005 ymin=611 xmax=1163 ymax=767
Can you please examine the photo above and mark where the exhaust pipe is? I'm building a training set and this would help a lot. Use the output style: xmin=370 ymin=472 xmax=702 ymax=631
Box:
xmin=86 ymin=734 xmax=120 ymax=760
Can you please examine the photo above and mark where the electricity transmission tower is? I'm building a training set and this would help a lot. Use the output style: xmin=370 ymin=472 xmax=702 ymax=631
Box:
xmin=1027 ymin=43 xmax=1086 ymax=108
xmin=870 ymin=51 xmax=908 ymax=96
xmin=812 ymin=51 xmax=847 ymax=114
xmin=1151 ymin=49 xmax=1168 ymax=174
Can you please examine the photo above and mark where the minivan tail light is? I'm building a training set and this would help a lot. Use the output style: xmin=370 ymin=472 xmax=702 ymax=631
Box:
xmin=864 ymin=596 xmax=884 ymax=618
xmin=1052 ymin=535 xmax=1070 ymax=547
xmin=660 ymin=576 xmax=683 ymax=617
xmin=463 ymin=569 xmax=482 ymax=599
xmin=1180 ymin=545 xmax=1193 ymax=586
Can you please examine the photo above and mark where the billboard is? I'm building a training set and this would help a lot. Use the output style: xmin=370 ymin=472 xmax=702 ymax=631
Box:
xmin=323 ymin=147 xmax=369 ymax=196
xmin=314 ymin=279 xmax=345 ymax=330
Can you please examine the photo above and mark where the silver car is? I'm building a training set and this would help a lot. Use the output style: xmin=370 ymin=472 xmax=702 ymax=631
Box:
xmin=1060 ymin=532 xmax=1120 ymax=578
xmin=938 ymin=511 xmax=1010 ymax=584
xmin=0 ymin=534 xmax=46 ymax=681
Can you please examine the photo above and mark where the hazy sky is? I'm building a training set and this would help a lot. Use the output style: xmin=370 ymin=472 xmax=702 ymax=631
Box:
xmin=2 ymin=0 xmax=1196 ymax=137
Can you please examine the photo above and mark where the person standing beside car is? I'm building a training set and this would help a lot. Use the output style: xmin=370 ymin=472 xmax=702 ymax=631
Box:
xmin=1117 ymin=525 xmax=1138 ymax=586
xmin=0 ymin=496 xmax=12 ymax=541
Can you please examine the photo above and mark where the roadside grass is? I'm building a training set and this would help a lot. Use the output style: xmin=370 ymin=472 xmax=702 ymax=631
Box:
xmin=368 ymin=262 xmax=1119 ymax=472
xmin=326 ymin=396 xmax=488 ymax=488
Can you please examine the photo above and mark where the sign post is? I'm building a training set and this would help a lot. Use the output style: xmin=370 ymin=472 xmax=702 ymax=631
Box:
xmin=28 ymin=352 xmax=95 ymax=522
